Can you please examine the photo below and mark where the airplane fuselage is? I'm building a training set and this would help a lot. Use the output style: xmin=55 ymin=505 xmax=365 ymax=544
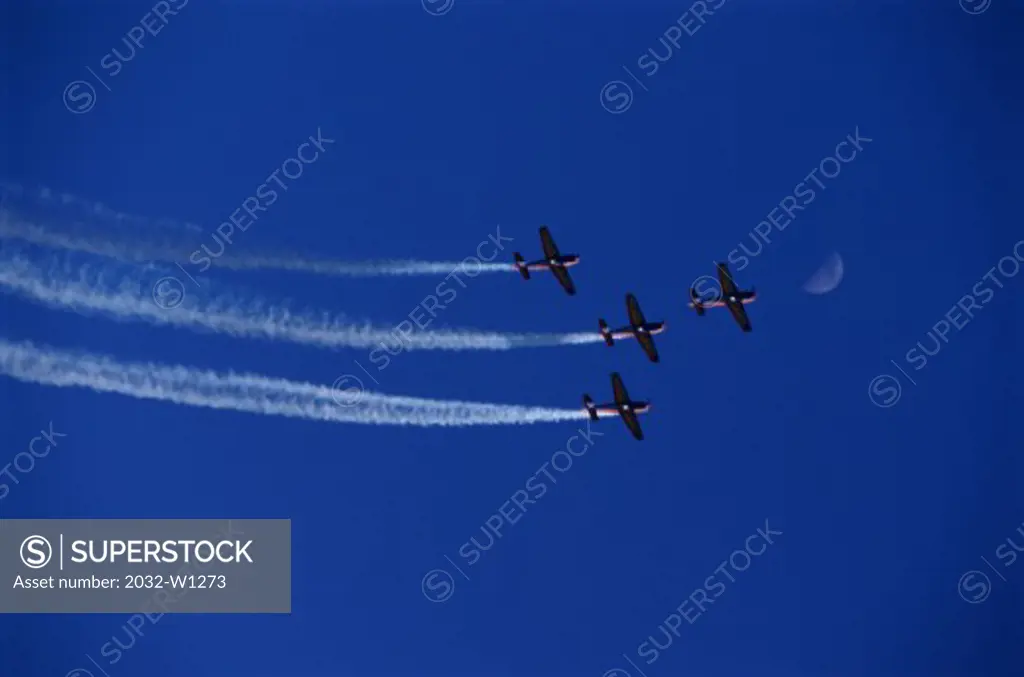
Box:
xmin=525 ymin=254 xmax=580 ymax=270
xmin=689 ymin=291 xmax=757 ymax=309
xmin=610 ymin=322 xmax=665 ymax=339
xmin=622 ymin=401 xmax=650 ymax=415
xmin=595 ymin=401 xmax=650 ymax=416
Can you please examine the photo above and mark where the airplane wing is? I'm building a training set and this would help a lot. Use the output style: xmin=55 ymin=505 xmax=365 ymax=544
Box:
xmin=626 ymin=293 xmax=646 ymax=326
xmin=716 ymin=262 xmax=739 ymax=298
xmin=620 ymin=408 xmax=644 ymax=440
xmin=551 ymin=265 xmax=576 ymax=295
xmin=636 ymin=332 xmax=660 ymax=362
xmin=726 ymin=299 xmax=753 ymax=332
xmin=539 ymin=226 xmax=560 ymax=260
xmin=611 ymin=372 xmax=629 ymax=405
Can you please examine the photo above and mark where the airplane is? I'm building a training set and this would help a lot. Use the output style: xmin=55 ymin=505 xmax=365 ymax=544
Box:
xmin=689 ymin=262 xmax=757 ymax=332
xmin=598 ymin=293 xmax=666 ymax=362
xmin=513 ymin=226 xmax=580 ymax=295
xmin=583 ymin=372 xmax=651 ymax=441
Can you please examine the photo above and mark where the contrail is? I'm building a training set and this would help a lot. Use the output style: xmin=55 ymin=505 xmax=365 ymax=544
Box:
xmin=207 ymin=257 xmax=515 ymax=276
xmin=0 ymin=338 xmax=595 ymax=427
xmin=0 ymin=249 xmax=603 ymax=351
xmin=0 ymin=216 xmax=513 ymax=275
xmin=0 ymin=185 xmax=517 ymax=277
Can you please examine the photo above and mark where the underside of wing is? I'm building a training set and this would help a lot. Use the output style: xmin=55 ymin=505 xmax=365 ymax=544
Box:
xmin=626 ymin=293 xmax=646 ymax=326
xmin=716 ymin=262 xmax=739 ymax=297
xmin=621 ymin=409 xmax=644 ymax=440
xmin=727 ymin=300 xmax=753 ymax=332
xmin=637 ymin=333 xmax=659 ymax=362
xmin=552 ymin=265 xmax=576 ymax=295
xmin=539 ymin=226 xmax=560 ymax=259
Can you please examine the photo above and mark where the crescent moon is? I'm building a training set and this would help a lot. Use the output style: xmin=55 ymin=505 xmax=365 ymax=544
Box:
xmin=803 ymin=252 xmax=844 ymax=294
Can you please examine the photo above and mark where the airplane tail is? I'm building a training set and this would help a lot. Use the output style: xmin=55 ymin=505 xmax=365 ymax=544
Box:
xmin=598 ymin=319 xmax=614 ymax=346
xmin=689 ymin=288 xmax=706 ymax=316
xmin=513 ymin=253 xmax=529 ymax=280
xmin=582 ymin=394 xmax=598 ymax=420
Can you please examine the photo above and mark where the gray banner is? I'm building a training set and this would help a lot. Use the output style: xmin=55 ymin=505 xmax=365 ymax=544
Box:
xmin=0 ymin=519 xmax=290 ymax=613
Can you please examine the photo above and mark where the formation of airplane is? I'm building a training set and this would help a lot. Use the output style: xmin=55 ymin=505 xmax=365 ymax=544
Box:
xmin=513 ymin=228 xmax=758 ymax=441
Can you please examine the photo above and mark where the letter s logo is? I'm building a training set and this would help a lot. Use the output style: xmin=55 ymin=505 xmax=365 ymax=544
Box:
xmin=420 ymin=569 xmax=455 ymax=602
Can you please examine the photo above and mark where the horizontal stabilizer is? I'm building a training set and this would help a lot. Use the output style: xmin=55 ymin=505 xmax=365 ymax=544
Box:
xmin=689 ymin=288 xmax=705 ymax=315
xmin=514 ymin=253 xmax=529 ymax=280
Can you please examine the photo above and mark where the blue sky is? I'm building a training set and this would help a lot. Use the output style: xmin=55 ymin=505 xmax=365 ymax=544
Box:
xmin=1 ymin=1 xmax=1022 ymax=676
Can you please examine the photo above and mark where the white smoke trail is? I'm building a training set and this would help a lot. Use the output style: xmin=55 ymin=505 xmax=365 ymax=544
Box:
xmin=0 ymin=181 xmax=204 ymax=233
xmin=0 ymin=216 xmax=513 ymax=275
xmin=0 ymin=185 xmax=516 ymax=277
xmin=0 ymin=338 xmax=594 ymax=426
xmin=209 ymin=256 xmax=514 ymax=276
xmin=0 ymin=249 xmax=603 ymax=351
